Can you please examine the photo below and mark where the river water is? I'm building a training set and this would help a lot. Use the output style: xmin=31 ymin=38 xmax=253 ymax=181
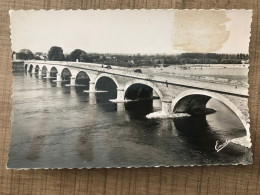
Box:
xmin=8 ymin=72 xmax=252 ymax=169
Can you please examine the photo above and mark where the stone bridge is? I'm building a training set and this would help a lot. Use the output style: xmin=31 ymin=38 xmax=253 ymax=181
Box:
xmin=24 ymin=60 xmax=250 ymax=147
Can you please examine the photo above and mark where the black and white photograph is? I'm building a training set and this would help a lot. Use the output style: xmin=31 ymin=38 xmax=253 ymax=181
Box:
xmin=8 ymin=9 xmax=252 ymax=169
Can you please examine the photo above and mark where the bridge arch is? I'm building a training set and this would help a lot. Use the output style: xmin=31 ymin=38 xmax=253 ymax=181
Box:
xmin=123 ymin=80 xmax=163 ymax=100
xmin=75 ymin=71 xmax=91 ymax=85
xmin=61 ymin=68 xmax=72 ymax=81
xmin=41 ymin=66 xmax=48 ymax=75
xmin=24 ymin=64 xmax=28 ymax=71
xmin=94 ymin=73 xmax=119 ymax=89
xmin=171 ymin=89 xmax=249 ymax=135
xmin=35 ymin=65 xmax=40 ymax=73
xmin=28 ymin=64 xmax=34 ymax=72
xmin=50 ymin=66 xmax=58 ymax=77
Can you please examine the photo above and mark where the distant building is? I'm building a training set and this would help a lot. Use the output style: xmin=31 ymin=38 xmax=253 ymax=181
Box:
xmin=35 ymin=54 xmax=48 ymax=61
xmin=12 ymin=51 xmax=16 ymax=61
xmin=129 ymin=60 xmax=135 ymax=65
xmin=241 ymin=59 xmax=249 ymax=64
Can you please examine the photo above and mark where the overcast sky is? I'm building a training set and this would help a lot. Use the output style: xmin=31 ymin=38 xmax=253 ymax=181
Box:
xmin=10 ymin=10 xmax=252 ymax=54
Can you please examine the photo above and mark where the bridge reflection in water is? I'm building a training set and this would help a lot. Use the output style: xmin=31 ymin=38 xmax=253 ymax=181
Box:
xmin=7 ymin=62 xmax=252 ymax=168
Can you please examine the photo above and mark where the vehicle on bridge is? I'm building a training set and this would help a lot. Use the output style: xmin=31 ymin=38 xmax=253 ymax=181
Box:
xmin=105 ymin=65 xmax=112 ymax=69
xmin=134 ymin=69 xmax=142 ymax=73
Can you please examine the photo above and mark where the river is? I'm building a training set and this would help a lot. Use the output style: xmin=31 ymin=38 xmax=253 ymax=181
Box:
xmin=7 ymin=72 xmax=252 ymax=169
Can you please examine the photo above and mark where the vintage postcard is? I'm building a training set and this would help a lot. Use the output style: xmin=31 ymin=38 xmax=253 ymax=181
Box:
xmin=9 ymin=10 xmax=252 ymax=169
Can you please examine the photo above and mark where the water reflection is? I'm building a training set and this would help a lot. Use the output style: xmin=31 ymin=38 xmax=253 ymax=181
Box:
xmin=173 ymin=116 xmax=218 ymax=152
xmin=89 ymin=92 xmax=97 ymax=105
xmin=117 ymin=103 xmax=125 ymax=112
xmin=125 ymin=100 xmax=154 ymax=118
xmin=96 ymin=92 xmax=117 ymax=112
xmin=75 ymin=128 xmax=94 ymax=163
xmin=26 ymin=135 xmax=45 ymax=160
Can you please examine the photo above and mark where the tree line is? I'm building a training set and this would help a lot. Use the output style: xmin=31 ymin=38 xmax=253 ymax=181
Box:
xmin=15 ymin=46 xmax=249 ymax=67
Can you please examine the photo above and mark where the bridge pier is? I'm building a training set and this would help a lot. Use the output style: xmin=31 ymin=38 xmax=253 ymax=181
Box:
xmin=31 ymin=68 xmax=35 ymax=74
xmin=70 ymin=77 xmax=76 ymax=86
xmin=109 ymin=88 xmax=125 ymax=103
xmin=117 ymin=88 xmax=125 ymax=102
xmin=89 ymin=81 xmax=95 ymax=92
xmin=162 ymin=99 xmax=172 ymax=114
xmin=56 ymin=74 xmax=62 ymax=82
xmin=89 ymin=92 xmax=97 ymax=104
xmin=46 ymin=71 xmax=51 ymax=78
xmin=146 ymin=99 xmax=173 ymax=119
xmin=38 ymin=70 xmax=42 ymax=76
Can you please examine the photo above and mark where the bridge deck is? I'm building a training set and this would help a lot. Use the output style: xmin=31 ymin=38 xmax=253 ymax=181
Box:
xmin=27 ymin=60 xmax=249 ymax=97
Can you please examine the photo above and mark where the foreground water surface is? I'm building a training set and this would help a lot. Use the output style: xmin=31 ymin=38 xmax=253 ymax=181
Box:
xmin=8 ymin=72 xmax=252 ymax=168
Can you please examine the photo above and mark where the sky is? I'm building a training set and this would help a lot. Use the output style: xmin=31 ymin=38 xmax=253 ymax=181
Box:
xmin=10 ymin=10 xmax=252 ymax=54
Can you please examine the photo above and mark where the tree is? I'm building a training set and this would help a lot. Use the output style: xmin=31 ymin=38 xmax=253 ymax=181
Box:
xmin=68 ymin=49 xmax=86 ymax=62
xmin=64 ymin=54 xmax=70 ymax=61
xmin=48 ymin=46 xmax=65 ymax=61
xmin=80 ymin=53 xmax=94 ymax=63
xmin=16 ymin=49 xmax=34 ymax=60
